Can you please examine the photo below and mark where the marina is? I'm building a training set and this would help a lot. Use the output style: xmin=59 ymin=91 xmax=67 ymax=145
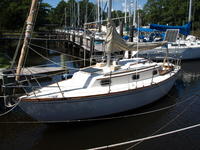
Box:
xmin=0 ymin=0 xmax=200 ymax=149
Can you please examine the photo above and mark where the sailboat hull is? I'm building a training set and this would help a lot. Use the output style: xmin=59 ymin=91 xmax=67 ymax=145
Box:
xmin=19 ymin=74 xmax=177 ymax=121
xmin=138 ymin=47 xmax=200 ymax=60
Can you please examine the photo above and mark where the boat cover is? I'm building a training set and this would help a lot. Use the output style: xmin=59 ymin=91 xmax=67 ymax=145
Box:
xmin=150 ymin=22 xmax=191 ymax=36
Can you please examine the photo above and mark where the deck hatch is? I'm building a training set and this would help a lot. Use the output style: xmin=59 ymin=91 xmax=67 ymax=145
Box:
xmin=81 ymin=67 xmax=102 ymax=73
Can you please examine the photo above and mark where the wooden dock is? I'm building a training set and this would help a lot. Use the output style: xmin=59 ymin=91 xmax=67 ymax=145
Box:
xmin=0 ymin=31 xmax=105 ymax=53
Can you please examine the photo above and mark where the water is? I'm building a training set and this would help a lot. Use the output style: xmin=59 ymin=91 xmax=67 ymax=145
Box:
xmin=1 ymin=46 xmax=200 ymax=150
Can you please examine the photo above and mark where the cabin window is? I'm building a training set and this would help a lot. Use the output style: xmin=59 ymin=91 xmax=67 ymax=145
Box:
xmin=171 ymin=43 xmax=178 ymax=46
xmin=152 ymin=70 xmax=158 ymax=75
xmin=132 ymin=74 xmax=140 ymax=80
xmin=100 ymin=79 xmax=111 ymax=86
xmin=180 ymin=44 xmax=186 ymax=46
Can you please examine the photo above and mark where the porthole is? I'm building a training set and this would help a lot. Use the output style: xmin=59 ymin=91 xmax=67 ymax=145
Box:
xmin=100 ymin=79 xmax=111 ymax=86
xmin=132 ymin=74 xmax=139 ymax=80
xmin=152 ymin=70 xmax=158 ymax=75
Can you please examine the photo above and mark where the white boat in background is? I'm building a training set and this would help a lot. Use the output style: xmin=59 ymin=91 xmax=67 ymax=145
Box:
xmin=138 ymin=35 xmax=200 ymax=60
xmin=94 ymin=31 xmax=106 ymax=41
xmin=138 ymin=0 xmax=200 ymax=60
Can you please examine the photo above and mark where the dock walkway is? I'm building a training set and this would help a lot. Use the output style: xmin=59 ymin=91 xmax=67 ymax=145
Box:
xmin=1 ymin=31 xmax=105 ymax=53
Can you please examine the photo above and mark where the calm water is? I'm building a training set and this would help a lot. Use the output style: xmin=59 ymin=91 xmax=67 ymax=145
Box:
xmin=0 ymin=46 xmax=200 ymax=150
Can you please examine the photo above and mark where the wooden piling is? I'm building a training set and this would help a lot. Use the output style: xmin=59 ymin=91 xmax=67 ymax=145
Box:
xmin=129 ymin=25 xmax=134 ymax=42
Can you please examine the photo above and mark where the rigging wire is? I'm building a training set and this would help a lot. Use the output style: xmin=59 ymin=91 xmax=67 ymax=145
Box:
xmin=84 ymin=16 xmax=133 ymax=25
xmin=21 ymin=1 xmax=41 ymax=75
xmin=29 ymin=43 xmax=90 ymax=61
xmin=28 ymin=46 xmax=80 ymax=71
xmin=10 ymin=1 xmax=32 ymax=69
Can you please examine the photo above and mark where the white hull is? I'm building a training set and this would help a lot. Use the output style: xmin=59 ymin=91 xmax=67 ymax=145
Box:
xmin=19 ymin=74 xmax=177 ymax=121
xmin=138 ymin=46 xmax=200 ymax=60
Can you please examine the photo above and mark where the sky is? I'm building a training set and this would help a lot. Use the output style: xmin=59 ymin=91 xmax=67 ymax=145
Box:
xmin=43 ymin=0 xmax=147 ymax=10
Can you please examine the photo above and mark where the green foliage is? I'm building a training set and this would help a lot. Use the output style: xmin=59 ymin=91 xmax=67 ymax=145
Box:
xmin=0 ymin=0 xmax=31 ymax=30
xmin=48 ymin=0 xmax=68 ymax=26
xmin=142 ymin=0 xmax=200 ymax=31
xmin=1 ymin=0 xmax=199 ymax=33
xmin=111 ymin=10 xmax=124 ymax=26
xmin=0 ymin=0 xmax=51 ymax=31
xmin=48 ymin=0 xmax=98 ymax=28
xmin=36 ymin=2 xmax=52 ymax=30
xmin=0 ymin=55 xmax=10 ymax=68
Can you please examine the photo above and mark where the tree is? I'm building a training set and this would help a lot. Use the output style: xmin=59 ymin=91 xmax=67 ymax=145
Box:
xmin=0 ymin=0 xmax=31 ymax=30
xmin=142 ymin=0 xmax=200 ymax=32
xmin=0 ymin=0 xmax=52 ymax=31
xmin=48 ymin=0 xmax=97 ymax=28
xmin=35 ymin=2 xmax=52 ymax=31
xmin=48 ymin=0 xmax=68 ymax=27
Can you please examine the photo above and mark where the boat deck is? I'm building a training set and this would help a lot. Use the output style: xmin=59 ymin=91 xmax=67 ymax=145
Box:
xmin=21 ymin=67 xmax=67 ymax=75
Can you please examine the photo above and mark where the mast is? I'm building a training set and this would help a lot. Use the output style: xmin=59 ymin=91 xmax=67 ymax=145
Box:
xmin=97 ymin=0 xmax=101 ymax=32
xmin=70 ymin=3 xmax=72 ymax=26
xmin=77 ymin=1 xmax=80 ymax=27
xmin=188 ymin=0 xmax=192 ymax=22
xmin=65 ymin=7 xmax=67 ymax=29
xmin=73 ymin=1 xmax=76 ymax=28
xmin=85 ymin=0 xmax=88 ymax=25
xmin=125 ymin=0 xmax=127 ymax=24
xmin=16 ymin=0 xmax=38 ymax=81
xmin=101 ymin=0 xmax=103 ymax=25
xmin=108 ymin=0 xmax=112 ymax=21
xmin=106 ymin=0 xmax=112 ymax=67
xmin=133 ymin=0 xmax=137 ymax=27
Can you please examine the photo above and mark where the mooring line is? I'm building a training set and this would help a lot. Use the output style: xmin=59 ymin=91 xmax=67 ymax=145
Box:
xmin=125 ymin=93 xmax=199 ymax=150
xmin=89 ymin=95 xmax=200 ymax=150
xmin=89 ymin=123 xmax=200 ymax=150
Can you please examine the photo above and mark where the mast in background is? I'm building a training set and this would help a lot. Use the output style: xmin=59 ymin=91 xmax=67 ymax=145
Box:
xmin=77 ymin=1 xmax=80 ymax=27
xmin=65 ymin=7 xmax=67 ymax=29
xmin=85 ymin=0 xmax=88 ymax=25
xmin=133 ymin=0 xmax=137 ymax=27
xmin=106 ymin=0 xmax=112 ymax=67
xmin=97 ymin=0 xmax=101 ymax=32
xmin=188 ymin=0 xmax=192 ymax=22
xmin=125 ymin=0 xmax=127 ymax=25
xmin=16 ymin=0 xmax=38 ymax=81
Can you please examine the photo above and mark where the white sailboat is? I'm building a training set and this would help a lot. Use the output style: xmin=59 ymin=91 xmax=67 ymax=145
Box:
xmin=15 ymin=0 xmax=180 ymax=121
xmin=138 ymin=34 xmax=200 ymax=60
xmin=138 ymin=0 xmax=200 ymax=60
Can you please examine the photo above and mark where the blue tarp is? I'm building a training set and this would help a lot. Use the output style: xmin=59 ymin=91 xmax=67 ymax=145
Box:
xmin=123 ymin=35 xmax=129 ymax=40
xmin=150 ymin=22 xmax=191 ymax=36
xmin=135 ymin=27 xmax=156 ymax=32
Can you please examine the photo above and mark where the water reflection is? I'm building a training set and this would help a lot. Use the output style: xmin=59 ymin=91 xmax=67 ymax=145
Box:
xmin=181 ymin=60 xmax=200 ymax=84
